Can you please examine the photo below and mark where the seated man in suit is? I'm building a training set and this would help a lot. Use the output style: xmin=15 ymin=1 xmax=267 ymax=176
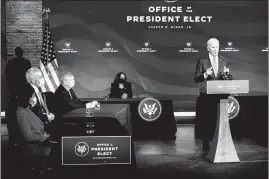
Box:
xmin=25 ymin=67 xmax=55 ymax=124
xmin=110 ymin=72 xmax=133 ymax=99
xmin=194 ymin=38 xmax=233 ymax=156
xmin=53 ymin=71 xmax=99 ymax=115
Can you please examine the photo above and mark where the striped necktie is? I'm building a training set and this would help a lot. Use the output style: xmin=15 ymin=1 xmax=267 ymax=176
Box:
xmin=68 ymin=90 xmax=73 ymax=99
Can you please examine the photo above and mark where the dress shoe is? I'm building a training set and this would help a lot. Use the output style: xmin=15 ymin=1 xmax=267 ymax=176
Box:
xmin=47 ymin=140 xmax=58 ymax=144
xmin=202 ymin=149 xmax=209 ymax=156
xmin=43 ymin=164 xmax=53 ymax=171
xmin=202 ymin=140 xmax=210 ymax=156
xmin=38 ymin=165 xmax=53 ymax=177
xmin=43 ymin=137 xmax=58 ymax=145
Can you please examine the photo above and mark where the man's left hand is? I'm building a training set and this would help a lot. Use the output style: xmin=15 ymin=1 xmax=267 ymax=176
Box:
xmin=47 ymin=113 xmax=55 ymax=121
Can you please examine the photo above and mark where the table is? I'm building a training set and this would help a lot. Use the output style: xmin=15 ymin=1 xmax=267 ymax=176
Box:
xmin=81 ymin=98 xmax=177 ymax=140
xmin=62 ymin=104 xmax=131 ymax=135
xmin=53 ymin=104 xmax=137 ymax=172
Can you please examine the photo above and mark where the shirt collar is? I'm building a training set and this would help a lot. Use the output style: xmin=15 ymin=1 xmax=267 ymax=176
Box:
xmin=62 ymin=84 xmax=71 ymax=92
xmin=209 ymin=53 xmax=218 ymax=61
xmin=30 ymin=84 xmax=40 ymax=94
xmin=209 ymin=53 xmax=218 ymax=60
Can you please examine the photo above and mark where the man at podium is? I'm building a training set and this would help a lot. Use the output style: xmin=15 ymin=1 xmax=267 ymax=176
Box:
xmin=194 ymin=38 xmax=233 ymax=155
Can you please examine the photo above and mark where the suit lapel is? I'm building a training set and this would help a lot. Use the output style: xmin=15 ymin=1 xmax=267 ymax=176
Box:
xmin=32 ymin=93 xmax=44 ymax=113
xmin=34 ymin=87 xmax=49 ymax=114
xmin=41 ymin=93 xmax=48 ymax=109
xmin=63 ymin=85 xmax=72 ymax=99
xmin=35 ymin=93 xmax=41 ymax=107
xmin=70 ymin=89 xmax=77 ymax=100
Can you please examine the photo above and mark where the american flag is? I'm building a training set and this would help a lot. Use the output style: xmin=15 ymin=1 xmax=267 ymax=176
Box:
xmin=40 ymin=19 xmax=60 ymax=92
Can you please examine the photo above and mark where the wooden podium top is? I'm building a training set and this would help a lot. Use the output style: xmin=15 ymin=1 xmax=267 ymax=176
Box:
xmin=199 ymin=80 xmax=249 ymax=94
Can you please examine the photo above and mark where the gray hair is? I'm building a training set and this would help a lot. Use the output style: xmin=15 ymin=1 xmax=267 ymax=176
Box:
xmin=60 ymin=71 xmax=74 ymax=84
xmin=207 ymin=38 xmax=219 ymax=47
xmin=25 ymin=67 xmax=42 ymax=83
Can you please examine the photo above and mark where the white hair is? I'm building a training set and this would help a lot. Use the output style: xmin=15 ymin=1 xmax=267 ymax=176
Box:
xmin=60 ymin=71 xmax=74 ymax=84
xmin=25 ymin=67 xmax=42 ymax=83
xmin=207 ymin=38 xmax=219 ymax=47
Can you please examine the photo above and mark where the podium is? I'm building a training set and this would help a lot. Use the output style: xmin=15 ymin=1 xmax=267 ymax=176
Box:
xmin=201 ymin=80 xmax=249 ymax=163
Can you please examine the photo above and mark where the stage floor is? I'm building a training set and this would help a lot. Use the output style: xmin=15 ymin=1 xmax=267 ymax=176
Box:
xmin=134 ymin=125 xmax=268 ymax=179
xmin=1 ymin=125 xmax=268 ymax=179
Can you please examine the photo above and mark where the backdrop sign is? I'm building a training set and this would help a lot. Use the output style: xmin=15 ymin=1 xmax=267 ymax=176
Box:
xmin=42 ymin=1 xmax=268 ymax=112
xmin=126 ymin=3 xmax=213 ymax=29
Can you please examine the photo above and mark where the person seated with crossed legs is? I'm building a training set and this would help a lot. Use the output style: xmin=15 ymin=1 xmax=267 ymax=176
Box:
xmin=25 ymin=67 xmax=55 ymax=124
xmin=16 ymin=84 xmax=57 ymax=174
xmin=24 ymin=67 xmax=60 ymax=142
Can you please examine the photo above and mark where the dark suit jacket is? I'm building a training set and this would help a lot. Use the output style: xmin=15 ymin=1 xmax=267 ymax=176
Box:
xmin=53 ymin=84 xmax=86 ymax=115
xmin=194 ymin=55 xmax=233 ymax=140
xmin=110 ymin=81 xmax=133 ymax=99
xmin=194 ymin=55 xmax=232 ymax=84
xmin=16 ymin=107 xmax=49 ymax=142
xmin=30 ymin=93 xmax=47 ymax=118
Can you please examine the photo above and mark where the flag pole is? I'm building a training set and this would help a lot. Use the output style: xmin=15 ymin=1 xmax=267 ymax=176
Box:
xmin=42 ymin=8 xmax=51 ymax=67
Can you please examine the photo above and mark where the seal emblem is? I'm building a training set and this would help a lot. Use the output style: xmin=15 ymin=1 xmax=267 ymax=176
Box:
xmin=74 ymin=142 xmax=89 ymax=157
xmin=228 ymin=96 xmax=240 ymax=120
xmin=138 ymin=97 xmax=162 ymax=122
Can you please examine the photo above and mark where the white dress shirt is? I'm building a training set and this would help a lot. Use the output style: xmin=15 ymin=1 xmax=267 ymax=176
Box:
xmin=204 ymin=53 xmax=219 ymax=79
xmin=30 ymin=84 xmax=49 ymax=113
xmin=31 ymin=84 xmax=43 ymax=105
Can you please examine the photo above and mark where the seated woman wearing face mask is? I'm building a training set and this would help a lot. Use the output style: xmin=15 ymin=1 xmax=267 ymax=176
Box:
xmin=109 ymin=72 xmax=133 ymax=99
xmin=16 ymin=84 xmax=51 ymax=143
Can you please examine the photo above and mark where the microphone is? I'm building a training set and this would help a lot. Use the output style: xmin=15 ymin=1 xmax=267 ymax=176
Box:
xmin=220 ymin=72 xmax=232 ymax=80
xmin=104 ymin=94 xmax=109 ymax=100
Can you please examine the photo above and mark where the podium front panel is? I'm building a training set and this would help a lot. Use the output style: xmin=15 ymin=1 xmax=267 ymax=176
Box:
xmin=206 ymin=80 xmax=249 ymax=94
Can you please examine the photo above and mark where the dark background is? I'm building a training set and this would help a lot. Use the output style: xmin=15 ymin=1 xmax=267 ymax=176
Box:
xmin=2 ymin=1 xmax=268 ymax=112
